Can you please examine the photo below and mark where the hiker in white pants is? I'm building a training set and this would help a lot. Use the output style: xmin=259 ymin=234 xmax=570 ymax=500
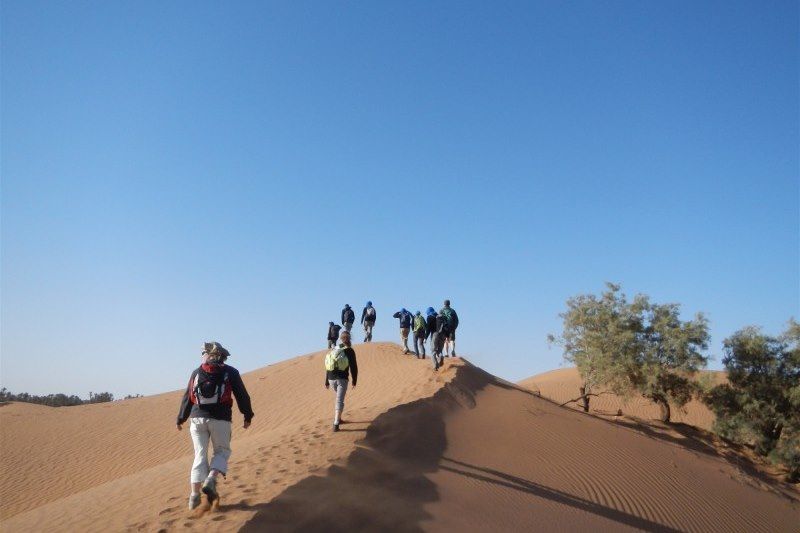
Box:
xmin=177 ymin=342 xmax=253 ymax=510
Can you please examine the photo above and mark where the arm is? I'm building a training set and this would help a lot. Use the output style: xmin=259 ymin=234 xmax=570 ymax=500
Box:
xmin=393 ymin=311 xmax=401 ymax=319
xmin=360 ymin=308 xmax=365 ymax=324
xmin=176 ymin=371 xmax=196 ymax=426
xmin=230 ymin=370 xmax=254 ymax=424
xmin=348 ymin=349 xmax=358 ymax=386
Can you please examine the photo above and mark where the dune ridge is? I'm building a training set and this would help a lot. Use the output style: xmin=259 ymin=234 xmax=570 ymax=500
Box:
xmin=2 ymin=346 xmax=798 ymax=532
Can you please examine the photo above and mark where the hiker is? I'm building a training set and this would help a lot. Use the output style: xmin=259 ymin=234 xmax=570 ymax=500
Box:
xmin=341 ymin=304 xmax=355 ymax=333
xmin=431 ymin=312 xmax=449 ymax=371
xmin=324 ymin=330 xmax=358 ymax=432
xmin=327 ymin=322 xmax=342 ymax=349
xmin=439 ymin=299 xmax=459 ymax=357
xmin=392 ymin=308 xmax=414 ymax=354
xmin=425 ymin=307 xmax=437 ymax=351
xmin=361 ymin=301 xmax=376 ymax=342
xmin=413 ymin=310 xmax=427 ymax=358
xmin=177 ymin=342 xmax=253 ymax=510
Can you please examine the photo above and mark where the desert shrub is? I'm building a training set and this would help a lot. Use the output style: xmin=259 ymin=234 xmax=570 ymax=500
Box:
xmin=549 ymin=283 xmax=709 ymax=421
xmin=704 ymin=321 xmax=800 ymax=481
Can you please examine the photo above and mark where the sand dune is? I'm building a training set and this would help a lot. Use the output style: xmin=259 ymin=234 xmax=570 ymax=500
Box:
xmin=2 ymin=346 xmax=797 ymax=532
xmin=519 ymin=367 xmax=724 ymax=430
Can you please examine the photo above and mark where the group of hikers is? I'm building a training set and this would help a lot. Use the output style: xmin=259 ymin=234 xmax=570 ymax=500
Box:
xmin=327 ymin=300 xmax=459 ymax=369
xmin=176 ymin=299 xmax=458 ymax=511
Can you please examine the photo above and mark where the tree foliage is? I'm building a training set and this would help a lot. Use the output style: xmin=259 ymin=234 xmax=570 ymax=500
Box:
xmin=550 ymin=283 xmax=709 ymax=421
xmin=0 ymin=388 xmax=115 ymax=407
xmin=704 ymin=321 xmax=800 ymax=481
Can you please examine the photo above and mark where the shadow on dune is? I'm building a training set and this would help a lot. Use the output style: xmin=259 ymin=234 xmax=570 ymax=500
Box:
xmin=440 ymin=457 xmax=681 ymax=533
xmin=611 ymin=418 xmax=799 ymax=502
xmin=524 ymin=389 xmax=799 ymax=500
xmin=239 ymin=363 xmax=492 ymax=532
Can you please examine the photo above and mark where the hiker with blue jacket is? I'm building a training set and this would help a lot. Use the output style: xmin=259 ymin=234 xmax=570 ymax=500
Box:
xmin=361 ymin=301 xmax=376 ymax=342
xmin=392 ymin=308 xmax=414 ymax=354
xmin=324 ymin=330 xmax=358 ymax=432
xmin=341 ymin=304 xmax=355 ymax=333
xmin=432 ymin=312 xmax=449 ymax=371
xmin=413 ymin=310 xmax=428 ymax=358
xmin=425 ymin=307 xmax=437 ymax=351
xmin=177 ymin=342 xmax=253 ymax=510
xmin=439 ymin=299 xmax=459 ymax=357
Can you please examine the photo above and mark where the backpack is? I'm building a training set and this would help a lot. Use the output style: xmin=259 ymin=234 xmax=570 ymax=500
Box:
xmin=192 ymin=367 xmax=231 ymax=406
xmin=414 ymin=315 xmax=426 ymax=332
xmin=365 ymin=307 xmax=376 ymax=320
xmin=344 ymin=308 xmax=355 ymax=323
xmin=325 ymin=347 xmax=350 ymax=372
xmin=441 ymin=308 xmax=457 ymax=329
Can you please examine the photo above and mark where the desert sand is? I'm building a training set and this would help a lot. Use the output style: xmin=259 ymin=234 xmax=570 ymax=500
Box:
xmin=518 ymin=367 xmax=725 ymax=430
xmin=1 ymin=344 xmax=798 ymax=532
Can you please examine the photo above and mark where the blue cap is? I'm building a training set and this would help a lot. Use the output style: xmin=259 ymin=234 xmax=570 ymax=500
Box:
xmin=427 ymin=307 xmax=435 ymax=315
xmin=402 ymin=307 xmax=407 ymax=313
xmin=367 ymin=301 xmax=372 ymax=306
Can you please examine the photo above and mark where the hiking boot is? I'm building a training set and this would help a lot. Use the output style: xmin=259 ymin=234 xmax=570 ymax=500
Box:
xmin=188 ymin=493 xmax=201 ymax=510
xmin=333 ymin=423 xmax=340 ymax=432
xmin=202 ymin=477 xmax=218 ymax=503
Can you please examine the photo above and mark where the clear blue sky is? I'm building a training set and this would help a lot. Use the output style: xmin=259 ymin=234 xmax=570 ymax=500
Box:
xmin=2 ymin=1 xmax=797 ymax=397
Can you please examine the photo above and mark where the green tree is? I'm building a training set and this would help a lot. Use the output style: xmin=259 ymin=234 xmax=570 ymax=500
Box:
xmin=550 ymin=283 xmax=709 ymax=421
xmin=704 ymin=321 xmax=800 ymax=481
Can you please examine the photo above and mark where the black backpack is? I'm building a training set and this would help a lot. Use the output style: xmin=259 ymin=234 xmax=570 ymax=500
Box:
xmin=192 ymin=366 xmax=231 ymax=406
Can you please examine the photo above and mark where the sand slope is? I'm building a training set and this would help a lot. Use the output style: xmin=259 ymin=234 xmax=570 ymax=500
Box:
xmin=0 ymin=343 xmax=450 ymax=531
xmin=518 ymin=367 xmax=724 ymax=430
xmin=2 ymin=348 xmax=798 ymax=532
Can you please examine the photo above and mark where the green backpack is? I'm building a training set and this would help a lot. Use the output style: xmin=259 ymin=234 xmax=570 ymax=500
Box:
xmin=414 ymin=314 xmax=426 ymax=332
xmin=325 ymin=346 xmax=349 ymax=371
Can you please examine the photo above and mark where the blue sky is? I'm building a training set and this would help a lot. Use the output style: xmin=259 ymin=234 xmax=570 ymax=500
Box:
xmin=2 ymin=1 xmax=797 ymax=397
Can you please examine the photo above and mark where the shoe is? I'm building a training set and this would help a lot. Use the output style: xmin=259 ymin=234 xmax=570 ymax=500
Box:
xmin=189 ymin=493 xmax=201 ymax=510
xmin=333 ymin=423 xmax=340 ymax=432
xmin=201 ymin=476 xmax=218 ymax=503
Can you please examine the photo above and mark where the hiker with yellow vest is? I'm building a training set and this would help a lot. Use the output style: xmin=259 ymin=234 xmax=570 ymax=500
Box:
xmin=324 ymin=330 xmax=358 ymax=432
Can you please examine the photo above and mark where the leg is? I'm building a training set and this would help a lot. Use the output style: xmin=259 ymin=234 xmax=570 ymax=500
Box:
xmin=401 ymin=328 xmax=410 ymax=353
xmin=332 ymin=379 xmax=348 ymax=428
xmin=207 ymin=419 xmax=233 ymax=479
xmin=189 ymin=418 xmax=210 ymax=504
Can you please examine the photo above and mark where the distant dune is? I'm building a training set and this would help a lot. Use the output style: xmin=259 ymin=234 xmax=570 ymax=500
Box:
xmin=519 ymin=367 xmax=725 ymax=431
xmin=1 ymin=345 xmax=797 ymax=532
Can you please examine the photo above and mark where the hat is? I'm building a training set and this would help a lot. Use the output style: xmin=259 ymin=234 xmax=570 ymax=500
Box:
xmin=202 ymin=341 xmax=230 ymax=361
xmin=367 ymin=301 xmax=372 ymax=306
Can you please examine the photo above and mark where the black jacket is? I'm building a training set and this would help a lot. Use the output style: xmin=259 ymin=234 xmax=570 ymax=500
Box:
xmin=342 ymin=307 xmax=355 ymax=324
xmin=393 ymin=310 xmax=413 ymax=328
xmin=177 ymin=363 xmax=254 ymax=424
xmin=324 ymin=345 xmax=358 ymax=386
xmin=426 ymin=315 xmax=437 ymax=338
xmin=328 ymin=324 xmax=342 ymax=341
xmin=361 ymin=306 xmax=377 ymax=324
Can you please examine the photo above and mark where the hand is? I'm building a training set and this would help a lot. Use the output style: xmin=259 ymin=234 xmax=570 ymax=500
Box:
xmin=176 ymin=423 xmax=182 ymax=431
xmin=243 ymin=420 xmax=251 ymax=429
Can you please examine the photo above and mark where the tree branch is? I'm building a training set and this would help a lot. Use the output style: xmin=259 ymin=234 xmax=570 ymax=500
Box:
xmin=559 ymin=391 xmax=613 ymax=407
